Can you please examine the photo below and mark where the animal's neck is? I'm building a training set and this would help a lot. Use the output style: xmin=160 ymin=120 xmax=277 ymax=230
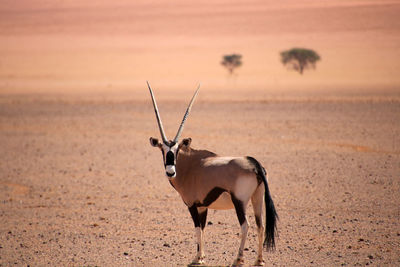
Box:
xmin=170 ymin=148 xmax=196 ymax=186
xmin=169 ymin=147 xmax=217 ymax=190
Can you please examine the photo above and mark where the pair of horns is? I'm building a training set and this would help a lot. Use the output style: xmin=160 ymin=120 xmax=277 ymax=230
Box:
xmin=147 ymin=81 xmax=200 ymax=144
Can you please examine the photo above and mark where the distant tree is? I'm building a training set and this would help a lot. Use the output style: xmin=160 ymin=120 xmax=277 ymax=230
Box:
xmin=280 ymin=48 xmax=321 ymax=75
xmin=221 ymin=54 xmax=242 ymax=75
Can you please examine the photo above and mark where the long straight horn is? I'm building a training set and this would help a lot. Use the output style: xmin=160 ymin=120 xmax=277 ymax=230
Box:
xmin=173 ymin=84 xmax=200 ymax=143
xmin=147 ymin=81 xmax=168 ymax=143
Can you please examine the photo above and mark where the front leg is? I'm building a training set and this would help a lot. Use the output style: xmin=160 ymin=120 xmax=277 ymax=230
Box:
xmin=198 ymin=207 xmax=208 ymax=261
xmin=188 ymin=205 xmax=205 ymax=266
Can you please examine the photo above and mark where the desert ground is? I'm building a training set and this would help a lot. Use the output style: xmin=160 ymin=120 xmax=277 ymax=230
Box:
xmin=1 ymin=0 xmax=400 ymax=266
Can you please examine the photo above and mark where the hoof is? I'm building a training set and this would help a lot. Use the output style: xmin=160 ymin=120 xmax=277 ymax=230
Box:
xmin=253 ymin=259 xmax=265 ymax=266
xmin=232 ymin=258 xmax=244 ymax=267
xmin=188 ymin=258 xmax=205 ymax=267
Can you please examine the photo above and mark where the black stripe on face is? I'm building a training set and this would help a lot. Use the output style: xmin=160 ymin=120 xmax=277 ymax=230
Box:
xmin=199 ymin=187 xmax=226 ymax=207
xmin=161 ymin=150 xmax=165 ymax=165
xmin=165 ymin=151 xmax=175 ymax=166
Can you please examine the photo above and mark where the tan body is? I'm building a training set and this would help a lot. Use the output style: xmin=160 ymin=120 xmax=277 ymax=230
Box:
xmin=151 ymin=137 xmax=276 ymax=266
xmin=147 ymin=82 xmax=277 ymax=266
xmin=172 ymin=148 xmax=258 ymax=210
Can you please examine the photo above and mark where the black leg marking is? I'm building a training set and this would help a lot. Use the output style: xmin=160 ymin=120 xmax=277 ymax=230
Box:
xmin=255 ymin=215 xmax=262 ymax=228
xmin=199 ymin=209 xmax=208 ymax=230
xmin=188 ymin=205 xmax=200 ymax=228
xmin=231 ymin=194 xmax=246 ymax=225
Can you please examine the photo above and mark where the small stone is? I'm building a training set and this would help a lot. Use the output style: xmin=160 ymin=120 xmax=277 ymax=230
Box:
xmin=123 ymin=252 xmax=129 ymax=256
xmin=163 ymin=243 xmax=170 ymax=247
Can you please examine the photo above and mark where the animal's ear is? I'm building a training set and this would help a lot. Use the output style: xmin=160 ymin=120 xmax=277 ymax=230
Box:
xmin=180 ymin=138 xmax=192 ymax=147
xmin=149 ymin=137 xmax=160 ymax=147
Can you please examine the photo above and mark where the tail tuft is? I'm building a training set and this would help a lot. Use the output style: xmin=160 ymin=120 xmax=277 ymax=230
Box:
xmin=263 ymin=184 xmax=278 ymax=251
xmin=246 ymin=156 xmax=278 ymax=251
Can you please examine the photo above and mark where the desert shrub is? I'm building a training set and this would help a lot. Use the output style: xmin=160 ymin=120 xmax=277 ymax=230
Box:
xmin=280 ymin=48 xmax=321 ymax=74
xmin=221 ymin=54 xmax=242 ymax=75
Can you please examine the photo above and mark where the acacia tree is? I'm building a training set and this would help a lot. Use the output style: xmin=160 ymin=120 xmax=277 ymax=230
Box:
xmin=221 ymin=54 xmax=242 ymax=75
xmin=280 ymin=48 xmax=321 ymax=75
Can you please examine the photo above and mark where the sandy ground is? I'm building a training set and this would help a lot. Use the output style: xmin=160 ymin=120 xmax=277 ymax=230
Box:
xmin=1 ymin=90 xmax=399 ymax=266
xmin=1 ymin=0 xmax=400 ymax=266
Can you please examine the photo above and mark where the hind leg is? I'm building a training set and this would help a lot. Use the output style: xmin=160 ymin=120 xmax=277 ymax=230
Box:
xmin=251 ymin=184 xmax=265 ymax=266
xmin=231 ymin=194 xmax=249 ymax=267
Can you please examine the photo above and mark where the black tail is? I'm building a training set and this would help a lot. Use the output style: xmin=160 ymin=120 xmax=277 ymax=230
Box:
xmin=247 ymin=156 xmax=278 ymax=251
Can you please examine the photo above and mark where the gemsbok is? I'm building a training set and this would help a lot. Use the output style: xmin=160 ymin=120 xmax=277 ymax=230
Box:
xmin=147 ymin=82 xmax=278 ymax=266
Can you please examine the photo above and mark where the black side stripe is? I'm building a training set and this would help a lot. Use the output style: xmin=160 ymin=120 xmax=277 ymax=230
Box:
xmin=198 ymin=187 xmax=226 ymax=207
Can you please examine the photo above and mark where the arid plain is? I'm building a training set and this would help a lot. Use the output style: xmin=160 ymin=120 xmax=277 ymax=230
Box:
xmin=1 ymin=0 xmax=399 ymax=266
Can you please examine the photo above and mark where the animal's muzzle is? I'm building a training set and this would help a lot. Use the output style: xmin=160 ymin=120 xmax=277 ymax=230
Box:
xmin=165 ymin=151 xmax=176 ymax=177
xmin=165 ymin=165 xmax=176 ymax=177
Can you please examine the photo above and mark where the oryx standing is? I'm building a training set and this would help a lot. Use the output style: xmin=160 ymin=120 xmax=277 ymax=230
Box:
xmin=147 ymin=82 xmax=278 ymax=266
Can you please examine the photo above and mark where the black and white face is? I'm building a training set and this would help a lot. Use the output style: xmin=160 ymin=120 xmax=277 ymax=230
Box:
xmin=150 ymin=138 xmax=179 ymax=178
xmin=150 ymin=137 xmax=191 ymax=178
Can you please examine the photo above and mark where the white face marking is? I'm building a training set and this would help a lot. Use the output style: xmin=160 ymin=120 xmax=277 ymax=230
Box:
xmin=161 ymin=143 xmax=178 ymax=153
xmin=162 ymin=143 xmax=179 ymax=177
xmin=165 ymin=165 xmax=176 ymax=175
xmin=203 ymin=157 xmax=236 ymax=167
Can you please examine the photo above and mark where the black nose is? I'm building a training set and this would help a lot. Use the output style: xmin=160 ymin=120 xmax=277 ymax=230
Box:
xmin=166 ymin=172 xmax=175 ymax=177
xmin=166 ymin=151 xmax=175 ymax=166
